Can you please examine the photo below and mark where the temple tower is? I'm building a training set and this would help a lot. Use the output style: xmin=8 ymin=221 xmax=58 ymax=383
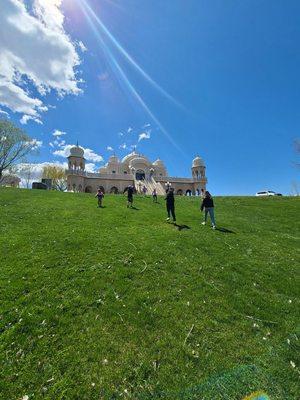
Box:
xmin=67 ymin=142 xmax=85 ymax=171
xmin=191 ymin=156 xmax=206 ymax=180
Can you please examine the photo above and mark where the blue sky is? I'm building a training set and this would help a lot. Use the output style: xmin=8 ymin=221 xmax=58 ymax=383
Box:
xmin=1 ymin=0 xmax=299 ymax=194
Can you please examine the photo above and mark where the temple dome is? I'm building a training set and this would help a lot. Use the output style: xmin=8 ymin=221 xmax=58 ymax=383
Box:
xmin=153 ymin=159 xmax=164 ymax=166
xmin=121 ymin=151 xmax=138 ymax=164
xmin=108 ymin=155 xmax=119 ymax=163
xmin=129 ymin=156 xmax=150 ymax=166
xmin=192 ymin=156 xmax=204 ymax=167
xmin=70 ymin=144 xmax=84 ymax=158
xmin=122 ymin=152 xmax=150 ymax=165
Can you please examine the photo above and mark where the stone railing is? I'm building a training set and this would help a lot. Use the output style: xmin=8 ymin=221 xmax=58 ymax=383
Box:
xmin=67 ymin=169 xmax=134 ymax=180
xmin=157 ymin=176 xmax=194 ymax=183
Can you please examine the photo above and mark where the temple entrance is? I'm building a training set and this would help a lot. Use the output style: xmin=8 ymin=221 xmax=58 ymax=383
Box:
xmin=136 ymin=170 xmax=145 ymax=180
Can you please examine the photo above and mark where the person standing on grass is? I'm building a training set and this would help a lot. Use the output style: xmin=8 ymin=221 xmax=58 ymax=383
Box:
xmin=201 ymin=191 xmax=216 ymax=229
xmin=152 ymin=188 xmax=158 ymax=203
xmin=165 ymin=187 xmax=176 ymax=222
xmin=95 ymin=188 xmax=104 ymax=208
xmin=142 ymin=185 xmax=147 ymax=196
xmin=125 ymin=185 xmax=134 ymax=208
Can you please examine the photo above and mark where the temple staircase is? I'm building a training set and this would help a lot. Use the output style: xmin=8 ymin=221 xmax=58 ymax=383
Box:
xmin=134 ymin=177 xmax=165 ymax=195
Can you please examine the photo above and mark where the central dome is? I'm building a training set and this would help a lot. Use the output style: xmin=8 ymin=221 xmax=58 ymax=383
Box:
xmin=129 ymin=156 xmax=150 ymax=166
xmin=122 ymin=152 xmax=150 ymax=165
xmin=153 ymin=159 xmax=164 ymax=166
xmin=121 ymin=151 xmax=138 ymax=164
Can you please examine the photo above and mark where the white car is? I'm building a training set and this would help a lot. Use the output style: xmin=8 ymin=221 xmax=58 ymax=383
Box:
xmin=255 ymin=190 xmax=277 ymax=196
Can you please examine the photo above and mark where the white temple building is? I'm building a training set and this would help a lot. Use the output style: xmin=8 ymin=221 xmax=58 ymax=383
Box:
xmin=66 ymin=144 xmax=207 ymax=195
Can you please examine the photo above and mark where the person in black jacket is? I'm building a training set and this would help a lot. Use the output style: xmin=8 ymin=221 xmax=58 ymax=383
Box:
xmin=200 ymin=191 xmax=216 ymax=229
xmin=124 ymin=185 xmax=134 ymax=208
xmin=165 ymin=187 xmax=176 ymax=222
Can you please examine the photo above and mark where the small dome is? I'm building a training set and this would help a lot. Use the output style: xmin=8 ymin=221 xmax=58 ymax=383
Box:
xmin=99 ymin=166 xmax=107 ymax=173
xmin=70 ymin=144 xmax=84 ymax=158
xmin=153 ymin=159 xmax=164 ymax=166
xmin=108 ymin=155 xmax=119 ymax=163
xmin=192 ymin=156 xmax=204 ymax=167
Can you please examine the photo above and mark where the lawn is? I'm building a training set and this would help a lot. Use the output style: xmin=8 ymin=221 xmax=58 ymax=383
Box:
xmin=0 ymin=188 xmax=299 ymax=399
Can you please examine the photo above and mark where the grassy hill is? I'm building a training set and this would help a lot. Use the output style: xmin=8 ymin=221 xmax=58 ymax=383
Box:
xmin=0 ymin=188 xmax=299 ymax=400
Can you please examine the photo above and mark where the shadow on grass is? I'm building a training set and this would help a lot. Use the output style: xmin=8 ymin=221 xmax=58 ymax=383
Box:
xmin=215 ymin=227 xmax=236 ymax=234
xmin=174 ymin=223 xmax=191 ymax=231
xmin=129 ymin=206 xmax=139 ymax=210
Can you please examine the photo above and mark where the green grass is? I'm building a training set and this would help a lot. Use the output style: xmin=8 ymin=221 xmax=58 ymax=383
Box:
xmin=0 ymin=188 xmax=299 ymax=399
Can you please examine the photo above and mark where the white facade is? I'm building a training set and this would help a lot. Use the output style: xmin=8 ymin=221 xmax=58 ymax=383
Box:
xmin=67 ymin=146 xmax=207 ymax=195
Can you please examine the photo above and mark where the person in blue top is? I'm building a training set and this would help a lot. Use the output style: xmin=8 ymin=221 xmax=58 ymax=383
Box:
xmin=200 ymin=191 xmax=216 ymax=229
xmin=95 ymin=188 xmax=104 ymax=207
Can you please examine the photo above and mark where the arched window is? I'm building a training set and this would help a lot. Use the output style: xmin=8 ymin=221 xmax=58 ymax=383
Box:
xmin=110 ymin=186 xmax=119 ymax=194
xmin=85 ymin=186 xmax=92 ymax=193
xmin=177 ymin=189 xmax=183 ymax=196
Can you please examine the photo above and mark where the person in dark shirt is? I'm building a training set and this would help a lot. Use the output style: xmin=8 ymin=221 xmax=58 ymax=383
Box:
xmin=125 ymin=185 xmax=134 ymax=208
xmin=95 ymin=188 xmax=104 ymax=207
xmin=165 ymin=187 xmax=176 ymax=222
xmin=200 ymin=191 xmax=216 ymax=229
xmin=152 ymin=188 xmax=158 ymax=203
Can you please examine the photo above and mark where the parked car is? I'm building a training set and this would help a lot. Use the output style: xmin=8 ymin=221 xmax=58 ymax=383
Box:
xmin=256 ymin=191 xmax=282 ymax=196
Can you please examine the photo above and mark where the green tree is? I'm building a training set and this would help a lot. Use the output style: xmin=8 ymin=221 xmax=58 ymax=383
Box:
xmin=42 ymin=165 xmax=67 ymax=191
xmin=0 ymin=119 xmax=38 ymax=181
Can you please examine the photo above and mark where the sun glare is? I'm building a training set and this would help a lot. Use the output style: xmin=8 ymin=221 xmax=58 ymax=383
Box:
xmin=73 ymin=0 xmax=186 ymax=154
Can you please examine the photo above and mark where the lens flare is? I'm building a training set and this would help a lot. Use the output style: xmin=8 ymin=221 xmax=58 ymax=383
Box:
xmin=76 ymin=0 xmax=185 ymax=155
xmin=79 ymin=0 xmax=184 ymax=111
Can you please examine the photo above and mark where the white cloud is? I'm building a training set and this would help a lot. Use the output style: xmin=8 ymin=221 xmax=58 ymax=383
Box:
xmin=83 ymin=148 xmax=104 ymax=163
xmin=29 ymin=139 xmax=43 ymax=150
xmin=52 ymin=144 xmax=74 ymax=157
xmin=0 ymin=109 xmax=9 ymax=117
xmin=85 ymin=163 xmax=97 ymax=172
xmin=0 ymin=0 xmax=82 ymax=123
xmin=119 ymin=143 xmax=128 ymax=150
xmin=127 ymin=127 xmax=133 ymax=133
xmin=107 ymin=146 xmax=114 ymax=151
xmin=52 ymin=129 xmax=66 ymax=137
xmin=58 ymin=139 xmax=65 ymax=147
xmin=78 ymin=41 xmax=87 ymax=52
xmin=138 ymin=131 xmax=151 ymax=142
xmin=20 ymin=114 xmax=42 ymax=125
